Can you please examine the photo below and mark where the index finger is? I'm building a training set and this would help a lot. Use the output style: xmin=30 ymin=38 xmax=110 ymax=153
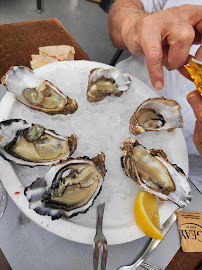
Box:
xmin=141 ymin=31 xmax=164 ymax=90
xmin=187 ymin=90 xmax=202 ymax=123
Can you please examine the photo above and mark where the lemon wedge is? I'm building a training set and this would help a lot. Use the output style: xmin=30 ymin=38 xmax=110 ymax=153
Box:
xmin=134 ymin=191 xmax=164 ymax=240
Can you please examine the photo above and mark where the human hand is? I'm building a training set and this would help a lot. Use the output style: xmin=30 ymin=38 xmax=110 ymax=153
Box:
xmin=121 ymin=4 xmax=202 ymax=90
xmin=187 ymin=91 xmax=202 ymax=156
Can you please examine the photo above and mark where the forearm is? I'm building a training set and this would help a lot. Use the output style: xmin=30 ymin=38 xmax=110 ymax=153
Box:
xmin=108 ymin=0 xmax=146 ymax=49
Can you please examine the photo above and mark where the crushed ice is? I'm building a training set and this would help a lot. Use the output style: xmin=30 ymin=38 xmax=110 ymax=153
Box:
xmin=2 ymin=61 xmax=188 ymax=228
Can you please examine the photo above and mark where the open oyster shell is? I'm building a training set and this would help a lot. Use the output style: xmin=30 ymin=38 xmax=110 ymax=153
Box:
xmin=87 ymin=68 xmax=131 ymax=102
xmin=129 ymin=97 xmax=183 ymax=135
xmin=0 ymin=119 xmax=77 ymax=166
xmin=185 ymin=58 xmax=202 ymax=95
xmin=24 ymin=153 xmax=106 ymax=219
xmin=121 ymin=137 xmax=192 ymax=207
xmin=1 ymin=66 xmax=78 ymax=115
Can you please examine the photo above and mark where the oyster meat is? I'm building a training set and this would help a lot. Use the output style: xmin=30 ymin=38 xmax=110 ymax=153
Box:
xmin=24 ymin=153 xmax=106 ymax=219
xmin=1 ymin=66 xmax=78 ymax=115
xmin=87 ymin=68 xmax=131 ymax=102
xmin=129 ymin=97 xmax=183 ymax=135
xmin=121 ymin=137 xmax=192 ymax=207
xmin=0 ymin=119 xmax=77 ymax=166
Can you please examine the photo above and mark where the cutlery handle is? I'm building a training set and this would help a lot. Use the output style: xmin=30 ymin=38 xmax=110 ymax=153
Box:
xmin=133 ymin=238 xmax=162 ymax=268
xmin=96 ymin=203 xmax=105 ymax=233
xmin=141 ymin=261 xmax=163 ymax=270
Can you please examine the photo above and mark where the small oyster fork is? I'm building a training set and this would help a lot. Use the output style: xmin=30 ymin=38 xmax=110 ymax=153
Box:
xmin=0 ymin=180 xmax=7 ymax=218
xmin=93 ymin=203 xmax=108 ymax=270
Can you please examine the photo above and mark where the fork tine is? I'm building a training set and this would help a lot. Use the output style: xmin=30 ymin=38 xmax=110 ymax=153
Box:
xmin=101 ymin=242 xmax=108 ymax=270
xmin=93 ymin=241 xmax=99 ymax=270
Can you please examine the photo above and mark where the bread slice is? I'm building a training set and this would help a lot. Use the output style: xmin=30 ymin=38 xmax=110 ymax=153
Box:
xmin=30 ymin=54 xmax=59 ymax=69
xmin=39 ymin=45 xmax=75 ymax=61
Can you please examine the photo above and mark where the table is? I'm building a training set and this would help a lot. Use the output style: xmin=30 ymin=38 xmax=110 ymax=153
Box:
xmin=0 ymin=18 xmax=89 ymax=78
xmin=0 ymin=18 xmax=201 ymax=270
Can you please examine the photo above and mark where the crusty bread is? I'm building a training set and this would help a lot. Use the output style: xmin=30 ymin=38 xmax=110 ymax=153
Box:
xmin=39 ymin=45 xmax=75 ymax=61
xmin=30 ymin=54 xmax=59 ymax=69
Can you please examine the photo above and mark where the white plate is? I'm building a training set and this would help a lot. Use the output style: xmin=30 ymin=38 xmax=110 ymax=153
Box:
xmin=0 ymin=60 xmax=188 ymax=245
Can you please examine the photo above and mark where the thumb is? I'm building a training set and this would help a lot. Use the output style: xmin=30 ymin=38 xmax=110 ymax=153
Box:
xmin=187 ymin=90 xmax=202 ymax=123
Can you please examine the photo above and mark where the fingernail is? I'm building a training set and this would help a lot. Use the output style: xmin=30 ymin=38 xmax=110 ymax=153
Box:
xmin=155 ymin=81 xmax=163 ymax=90
xmin=187 ymin=93 xmax=195 ymax=101
xmin=188 ymin=93 xmax=196 ymax=98
xmin=187 ymin=92 xmax=197 ymax=104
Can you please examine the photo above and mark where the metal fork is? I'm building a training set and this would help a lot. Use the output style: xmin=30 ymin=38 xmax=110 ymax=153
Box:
xmin=93 ymin=203 xmax=108 ymax=270
xmin=117 ymin=208 xmax=181 ymax=270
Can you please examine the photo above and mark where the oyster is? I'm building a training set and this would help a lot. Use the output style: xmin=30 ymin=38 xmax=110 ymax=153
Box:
xmin=87 ymin=68 xmax=131 ymax=102
xmin=129 ymin=97 xmax=183 ymax=135
xmin=0 ymin=119 xmax=77 ymax=166
xmin=24 ymin=153 xmax=106 ymax=219
xmin=121 ymin=137 xmax=192 ymax=207
xmin=185 ymin=58 xmax=202 ymax=95
xmin=1 ymin=66 xmax=78 ymax=115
